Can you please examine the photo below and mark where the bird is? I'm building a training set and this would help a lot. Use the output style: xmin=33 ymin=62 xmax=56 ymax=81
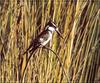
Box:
xmin=20 ymin=20 xmax=64 ymax=80
xmin=23 ymin=20 xmax=63 ymax=55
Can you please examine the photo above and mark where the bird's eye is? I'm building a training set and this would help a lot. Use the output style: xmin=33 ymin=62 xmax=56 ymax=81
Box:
xmin=45 ymin=25 xmax=49 ymax=30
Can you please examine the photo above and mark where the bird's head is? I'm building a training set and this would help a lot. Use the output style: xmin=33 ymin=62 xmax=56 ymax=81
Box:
xmin=45 ymin=21 xmax=64 ymax=39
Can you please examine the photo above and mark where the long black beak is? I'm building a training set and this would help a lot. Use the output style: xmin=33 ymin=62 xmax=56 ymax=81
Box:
xmin=55 ymin=28 xmax=64 ymax=39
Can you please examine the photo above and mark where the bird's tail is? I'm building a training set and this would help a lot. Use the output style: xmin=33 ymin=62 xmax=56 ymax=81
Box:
xmin=22 ymin=44 xmax=38 ymax=55
xmin=19 ymin=45 xmax=39 ymax=81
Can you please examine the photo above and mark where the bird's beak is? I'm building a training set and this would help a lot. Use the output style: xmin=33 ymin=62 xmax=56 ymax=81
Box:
xmin=55 ymin=28 xmax=64 ymax=39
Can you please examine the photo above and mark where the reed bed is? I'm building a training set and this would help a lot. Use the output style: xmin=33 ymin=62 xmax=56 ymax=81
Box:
xmin=0 ymin=0 xmax=99 ymax=83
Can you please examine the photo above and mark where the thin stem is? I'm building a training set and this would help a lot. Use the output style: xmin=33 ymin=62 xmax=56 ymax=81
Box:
xmin=42 ymin=46 xmax=70 ymax=82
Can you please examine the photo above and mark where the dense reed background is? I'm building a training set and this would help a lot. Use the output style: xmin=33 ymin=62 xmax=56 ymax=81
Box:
xmin=0 ymin=0 xmax=100 ymax=83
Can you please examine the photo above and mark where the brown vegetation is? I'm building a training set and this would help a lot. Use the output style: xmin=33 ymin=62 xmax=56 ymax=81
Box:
xmin=0 ymin=0 xmax=100 ymax=82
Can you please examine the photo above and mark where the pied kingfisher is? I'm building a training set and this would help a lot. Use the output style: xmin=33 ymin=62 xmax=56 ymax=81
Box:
xmin=23 ymin=21 xmax=63 ymax=54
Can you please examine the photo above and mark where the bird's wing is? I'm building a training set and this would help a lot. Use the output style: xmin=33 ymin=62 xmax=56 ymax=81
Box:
xmin=39 ymin=33 xmax=50 ymax=43
xmin=23 ymin=29 xmax=49 ymax=55
xmin=22 ymin=38 xmax=40 ymax=55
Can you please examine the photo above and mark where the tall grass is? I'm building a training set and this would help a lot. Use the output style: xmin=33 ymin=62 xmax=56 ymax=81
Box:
xmin=0 ymin=0 xmax=99 ymax=83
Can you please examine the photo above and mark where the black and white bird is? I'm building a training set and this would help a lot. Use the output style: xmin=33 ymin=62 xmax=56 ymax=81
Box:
xmin=23 ymin=21 xmax=63 ymax=55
